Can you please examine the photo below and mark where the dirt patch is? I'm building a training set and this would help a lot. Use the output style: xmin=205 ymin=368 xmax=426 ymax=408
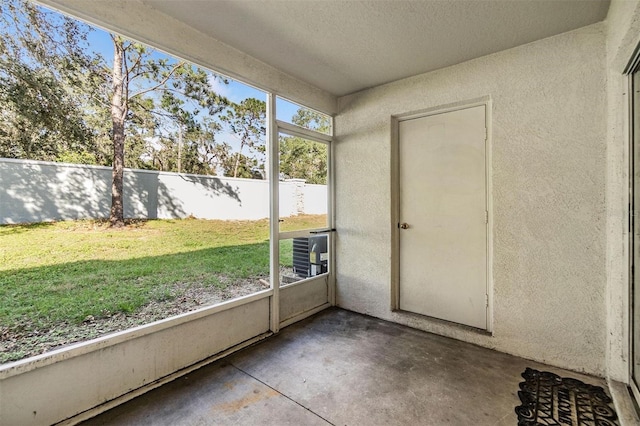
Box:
xmin=0 ymin=277 xmax=269 ymax=364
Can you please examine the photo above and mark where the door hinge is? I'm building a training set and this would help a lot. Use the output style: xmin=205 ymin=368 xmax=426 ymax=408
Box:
xmin=484 ymin=127 xmax=488 ymax=141
xmin=485 ymin=211 xmax=488 ymax=224
xmin=485 ymin=294 xmax=489 ymax=307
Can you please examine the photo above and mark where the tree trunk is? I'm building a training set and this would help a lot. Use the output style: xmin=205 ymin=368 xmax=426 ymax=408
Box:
xmin=177 ymin=124 xmax=182 ymax=173
xmin=233 ymin=152 xmax=240 ymax=178
xmin=233 ymin=142 xmax=244 ymax=178
xmin=109 ymin=37 xmax=126 ymax=227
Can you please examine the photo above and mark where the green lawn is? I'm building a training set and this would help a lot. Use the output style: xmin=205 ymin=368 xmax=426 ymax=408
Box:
xmin=0 ymin=215 xmax=325 ymax=335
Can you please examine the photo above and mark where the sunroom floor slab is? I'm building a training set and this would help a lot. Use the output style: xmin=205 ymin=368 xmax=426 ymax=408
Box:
xmin=82 ymin=307 xmax=609 ymax=426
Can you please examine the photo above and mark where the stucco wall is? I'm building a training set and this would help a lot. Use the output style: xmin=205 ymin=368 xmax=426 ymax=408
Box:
xmin=604 ymin=0 xmax=640 ymax=382
xmin=334 ymin=24 xmax=607 ymax=375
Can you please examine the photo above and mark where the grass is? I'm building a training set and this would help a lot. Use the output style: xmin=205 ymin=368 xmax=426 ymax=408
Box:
xmin=0 ymin=215 xmax=326 ymax=337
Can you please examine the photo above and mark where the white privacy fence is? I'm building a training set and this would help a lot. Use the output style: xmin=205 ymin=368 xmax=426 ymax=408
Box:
xmin=0 ymin=158 xmax=327 ymax=224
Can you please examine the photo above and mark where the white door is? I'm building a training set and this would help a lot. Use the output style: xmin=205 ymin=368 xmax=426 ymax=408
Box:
xmin=398 ymin=105 xmax=487 ymax=329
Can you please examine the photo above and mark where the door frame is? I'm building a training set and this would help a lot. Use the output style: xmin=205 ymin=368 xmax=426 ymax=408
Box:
xmin=390 ymin=96 xmax=494 ymax=333
xmin=626 ymin=47 xmax=640 ymax=405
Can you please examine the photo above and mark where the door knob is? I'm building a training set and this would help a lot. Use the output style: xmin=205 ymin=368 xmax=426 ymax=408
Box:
xmin=399 ymin=223 xmax=410 ymax=229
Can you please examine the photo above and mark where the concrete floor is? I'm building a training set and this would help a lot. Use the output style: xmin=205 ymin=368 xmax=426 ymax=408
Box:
xmin=83 ymin=308 xmax=610 ymax=425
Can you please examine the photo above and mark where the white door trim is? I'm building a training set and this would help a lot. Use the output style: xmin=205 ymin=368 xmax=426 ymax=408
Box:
xmin=390 ymin=97 xmax=493 ymax=333
xmin=628 ymin=55 xmax=639 ymax=399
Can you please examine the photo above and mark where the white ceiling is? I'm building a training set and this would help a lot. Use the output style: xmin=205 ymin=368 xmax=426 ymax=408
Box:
xmin=143 ymin=0 xmax=610 ymax=97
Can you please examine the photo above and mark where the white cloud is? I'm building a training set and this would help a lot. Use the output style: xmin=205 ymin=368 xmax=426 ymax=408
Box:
xmin=208 ymin=74 xmax=232 ymax=98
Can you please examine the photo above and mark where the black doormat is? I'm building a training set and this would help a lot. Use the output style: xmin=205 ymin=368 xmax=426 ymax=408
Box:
xmin=515 ymin=367 xmax=619 ymax=426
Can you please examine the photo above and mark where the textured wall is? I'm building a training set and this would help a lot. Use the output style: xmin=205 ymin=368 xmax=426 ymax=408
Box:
xmin=604 ymin=0 xmax=640 ymax=382
xmin=0 ymin=159 xmax=326 ymax=224
xmin=334 ymin=24 xmax=607 ymax=375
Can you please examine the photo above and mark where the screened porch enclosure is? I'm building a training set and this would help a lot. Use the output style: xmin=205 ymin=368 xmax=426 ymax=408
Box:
xmin=2 ymin=0 xmax=640 ymax=425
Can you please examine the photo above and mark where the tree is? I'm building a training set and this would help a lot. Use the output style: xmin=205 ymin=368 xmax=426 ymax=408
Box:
xmin=181 ymin=117 xmax=229 ymax=175
xmin=279 ymin=109 xmax=331 ymax=184
xmin=290 ymin=108 xmax=331 ymax=134
xmin=221 ymin=98 xmax=266 ymax=178
xmin=221 ymin=152 xmax=262 ymax=179
xmin=106 ymin=36 xmax=228 ymax=226
xmin=279 ymin=138 xmax=327 ymax=184
xmin=0 ymin=0 xmax=97 ymax=161
xmin=1 ymin=0 xmax=283 ymax=229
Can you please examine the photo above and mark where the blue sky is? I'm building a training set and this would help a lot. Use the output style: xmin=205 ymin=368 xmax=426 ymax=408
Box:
xmin=84 ymin=25 xmax=301 ymax=123
xmin=19 ymin=2 xmax=324 ymax=161
xmin=79 ymin=22 xmax=321 ymax=158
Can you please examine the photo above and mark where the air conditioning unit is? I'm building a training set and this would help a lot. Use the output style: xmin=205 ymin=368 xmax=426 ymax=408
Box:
xmin=292 ymin=235 xmax=328 ymax=278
